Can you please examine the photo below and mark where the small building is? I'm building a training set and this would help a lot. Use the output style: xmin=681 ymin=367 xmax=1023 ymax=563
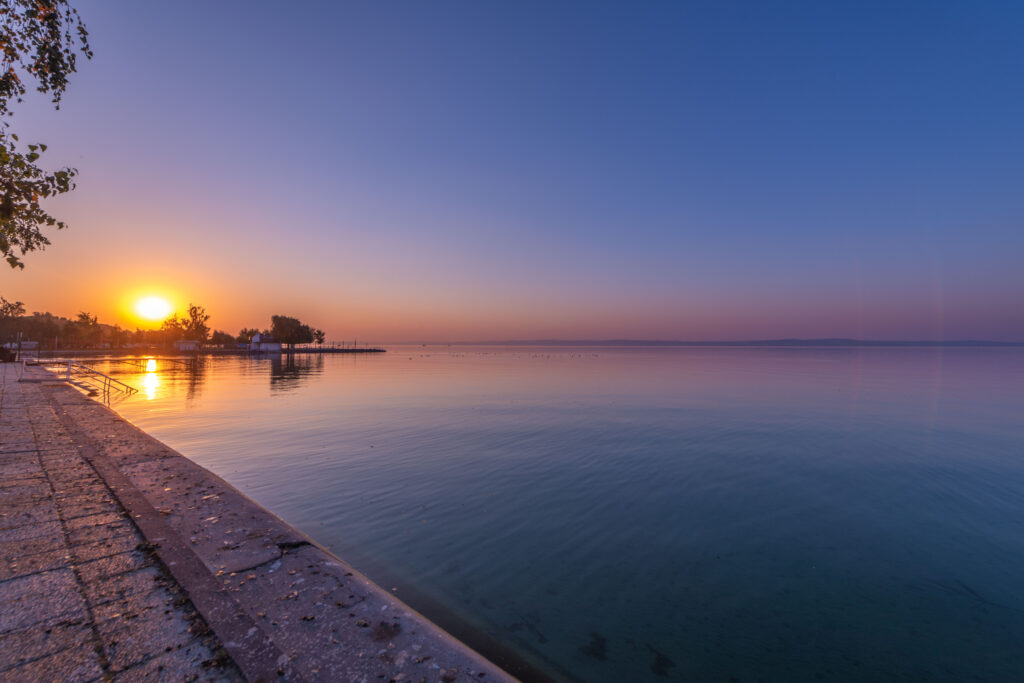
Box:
xmin=2 ymin=340 xmax=38 ymax=351
xmin=2 ymin=340 xmax=38 ymax=360
xmin=174 ymin=339 xmax=200 ymax=352
xmin=249 ymin=333 xmax=282 ymax=354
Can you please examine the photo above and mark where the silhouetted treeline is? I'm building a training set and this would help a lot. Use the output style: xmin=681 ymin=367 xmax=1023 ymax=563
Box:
xmin=0 ymin=309 xmax=237 ymax=351
xmin=0 ymin=310 xmax=124 ymax=350
xmin=0 ymin=298 xmax=326 ymax=351
xmin=236 ymin=315 xmax=325 ymax=348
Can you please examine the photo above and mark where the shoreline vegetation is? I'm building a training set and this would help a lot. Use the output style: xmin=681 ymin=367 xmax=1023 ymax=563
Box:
xmin=0 ymin=298 xmax=389 ymax=355
xmin=29 ymin=344 xmax=386 ymax=357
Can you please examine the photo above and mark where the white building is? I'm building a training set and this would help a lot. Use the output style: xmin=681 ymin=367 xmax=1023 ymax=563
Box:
xmin=2 ymin=341 xmax=38 ymax=351
xmin=174 ymin=339 xmax=200 ymax=352
xmin=249 ymin=333 xmax=282 ymax=353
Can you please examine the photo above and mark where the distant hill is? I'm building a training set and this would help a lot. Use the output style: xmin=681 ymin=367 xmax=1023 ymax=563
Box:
xmin=441 ymin=339 xmax=1024 ymax=347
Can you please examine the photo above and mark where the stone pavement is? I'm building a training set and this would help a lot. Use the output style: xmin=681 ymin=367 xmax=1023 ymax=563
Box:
xmin=0 ymin=362 xmax=241 ymax=681
xmin=0 ymin=362 xmax=516 ymax=683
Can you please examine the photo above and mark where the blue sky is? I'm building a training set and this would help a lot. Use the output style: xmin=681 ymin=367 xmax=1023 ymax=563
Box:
xmin=4 ymin=1 xmax=1023 ymax=340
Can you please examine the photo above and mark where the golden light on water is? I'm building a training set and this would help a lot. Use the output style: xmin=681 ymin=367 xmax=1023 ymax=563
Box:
xmin=145 ymin=358 xmax=157 ymax=372
xmin=142 ymin=370 xmax=160 ymax=400
xmin=135 ymin=296 xmax=173 ymax=321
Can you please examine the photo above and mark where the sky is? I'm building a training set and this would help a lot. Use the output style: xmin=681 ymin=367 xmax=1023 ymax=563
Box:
xmin=2 ymin=1 xmax=1023 ymax=341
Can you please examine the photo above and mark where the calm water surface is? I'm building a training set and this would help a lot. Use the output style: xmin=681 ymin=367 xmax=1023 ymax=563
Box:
xmin=97 ymin=347 xmax=1024 ymax=681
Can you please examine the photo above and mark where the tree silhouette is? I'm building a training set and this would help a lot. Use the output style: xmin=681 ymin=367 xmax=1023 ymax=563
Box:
xmin=162 ymin=303 xmax=209 ymax=344
xmin=178 ymin=304 xmax=210 ymax=342
xmin=236 ymin=327 xmax=259 ymax=344
xmin=1 ymin=1 xmax=92 ymax=268
xmin=270 ymin=314 xmax=313 ymax=349
xmin=209 ymin=330 xmax=235 ymax=346
xmin=0 ymin=296 xmax=25 ymax=318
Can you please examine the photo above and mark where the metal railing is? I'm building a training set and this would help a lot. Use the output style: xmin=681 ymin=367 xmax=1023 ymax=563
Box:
xmin=29 ymin=359 xmax=138 ymax=396
xmin=102 ymin=356 xmax=194 ymax=371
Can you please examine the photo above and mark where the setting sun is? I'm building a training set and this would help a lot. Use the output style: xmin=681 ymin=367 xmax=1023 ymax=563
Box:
xmin=135 ymin=296 xmax=173 ymax=321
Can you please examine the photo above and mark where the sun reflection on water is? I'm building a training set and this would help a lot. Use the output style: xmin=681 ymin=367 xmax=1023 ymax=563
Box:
xmin=145 ymin=358 xmax=157 ymax=372
xmin=142 ymin=371 xmax=160 ymax=400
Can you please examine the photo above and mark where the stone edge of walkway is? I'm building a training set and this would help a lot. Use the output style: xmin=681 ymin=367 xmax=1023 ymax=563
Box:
xmin=31 ymin=367 xmax=518 ymax=683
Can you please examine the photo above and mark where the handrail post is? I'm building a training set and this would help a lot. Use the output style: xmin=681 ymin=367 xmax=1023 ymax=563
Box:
xmin=66 ymin=360 xmax=71 ymax=381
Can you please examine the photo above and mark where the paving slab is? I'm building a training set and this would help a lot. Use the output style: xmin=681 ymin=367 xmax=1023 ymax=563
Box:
xmin=2 ymin=642 xmax=105 ymax=681
xmin=75 ymin=549 xmax=153 ymax=584
xmin=0 ymin=519 xmax=63 ymax=544
xmin=0 ymin=615 xmax=94 ymax=671
xmin=0 ymin=545 xmax=70 ymax=581
xmin=0 ymin=567 xmax=86 ymax=631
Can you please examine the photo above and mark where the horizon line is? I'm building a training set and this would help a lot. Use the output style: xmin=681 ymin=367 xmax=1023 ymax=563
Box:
xmin=391 ymin=338 xmax=1024 ymax=347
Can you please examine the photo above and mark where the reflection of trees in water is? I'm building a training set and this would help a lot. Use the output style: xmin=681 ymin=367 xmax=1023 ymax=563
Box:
xmin=184 ymin=356 xmax=208 ymax=402
xmin=270 ymin=353 xmax=325 ymax=392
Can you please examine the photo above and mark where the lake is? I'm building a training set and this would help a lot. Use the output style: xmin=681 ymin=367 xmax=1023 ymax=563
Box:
xmin=95 ymin=347 xmax=1024 ymax=681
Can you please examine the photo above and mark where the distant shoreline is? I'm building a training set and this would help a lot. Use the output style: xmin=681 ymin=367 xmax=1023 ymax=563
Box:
xmin=29 ymin=347 xmax=386 ymax=358
xmin=421 ymin=339 xmax=1024 ymax=348
xmin=22 ymin=340 xmax=1024 ymax=358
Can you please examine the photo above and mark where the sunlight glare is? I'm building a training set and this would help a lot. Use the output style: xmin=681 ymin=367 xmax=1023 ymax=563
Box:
xmin=136 ymin=296 xmax=173 ymax=321
xmin=145 ymin=358 xmax=157 ymax=372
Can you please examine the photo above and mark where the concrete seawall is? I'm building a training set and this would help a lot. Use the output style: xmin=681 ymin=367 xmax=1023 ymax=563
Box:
xmin=3 ymin=363 xmax=514 ymax=682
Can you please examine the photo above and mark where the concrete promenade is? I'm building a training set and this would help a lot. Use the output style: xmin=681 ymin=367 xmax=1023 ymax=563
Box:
xmin=0 ymin=363 xmax=513 ymax=682
xmin=0 ymin=363 xmax=239 ymax=680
